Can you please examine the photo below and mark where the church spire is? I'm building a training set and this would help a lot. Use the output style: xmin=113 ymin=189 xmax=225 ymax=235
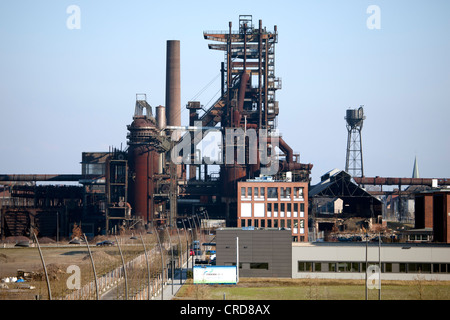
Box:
xmin=412 ymin=156 xmax=420 ymax=178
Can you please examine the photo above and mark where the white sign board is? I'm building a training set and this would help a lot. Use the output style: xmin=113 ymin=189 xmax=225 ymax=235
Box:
xmin=193 ymin=266 xmax=237 ymax=284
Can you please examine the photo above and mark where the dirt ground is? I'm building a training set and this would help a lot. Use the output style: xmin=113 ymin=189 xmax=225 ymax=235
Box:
xmin=0 ymin=244 xmax=98 ymax=299
xmin=0 ymin=246 xmax=91 ymax=279
xmin=0 ymin=235 xmax=154 ymax=299
xmin=0 ymin=235 xmax=123 ymax=278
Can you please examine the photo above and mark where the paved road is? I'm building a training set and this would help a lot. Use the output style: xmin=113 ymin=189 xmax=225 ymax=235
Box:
xmin=99 ymin=233 xmax=215 ymax=300
xmin=153 ymin=269 xmax=187 ymax=300
xmin=100 ymin=263 xmax=190 ymax=300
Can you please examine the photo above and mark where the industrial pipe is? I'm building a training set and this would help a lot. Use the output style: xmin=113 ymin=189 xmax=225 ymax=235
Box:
xmin=0 ymin=174 xmax=96 ymax=182
xmin=278 ymin=137 xmax=294 ymax=163
xmin=353 ymin=177 xmax=450 ymax=186
xmin=238 ymin=72 xmax=249 ymax=113
xmin=279 ymin=161 xmax=314 ymax=172
xmin=156 ymin=105 xmax=166 ymax=130
xmin=260 ymin=136 xmax=313 ymax=172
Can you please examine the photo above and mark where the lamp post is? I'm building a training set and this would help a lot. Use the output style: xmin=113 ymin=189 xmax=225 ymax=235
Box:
xmin=378 ymin=231 xmax=382 ymax=300
xmin=194 ymin=213 xmax=202 ymax=255
xmin=186 ymin=217 xmax=193 ymax=237
xmin=365 ymin=232 xmax=368 ymax=300
xmin=181 ymin=219 xmax=190 ymax=271
xmin=56 ymin=211 xmax=59 ymax=245
xmin=115 ymin=235 xmax=128 ymax=300
xmin=175 ymin=225 xmax=183 ymax=285
xmin=190 ymin=216 xmax=197 ymax=240
xmin=195 ymin=214 xmax=202 ymax=243
xmin=236 ymin=236 xmax=239 ymax=283
xmin=203 ymin=209 xmax=211 ymax=237
xmin=153 ymin=225 xmax=165 ymax=300
xmin=83 ymin=233 xmax=99 ymax=300
xmin=165 ymin=225 xmax=174 ymax=295
xmin=138 ymin=232 xmax=151 ymax=300
xmin=185 ymin=219 xmax=195 ymax=272
xmin=191 ymin=216 xmax=200 ymax=259
xmin=33 ymin=232 xmax=52 ymax=300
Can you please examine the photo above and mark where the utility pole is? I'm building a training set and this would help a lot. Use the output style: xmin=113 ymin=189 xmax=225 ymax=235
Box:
xmin=236 ymin=236 xmax=239 ymax=283
xmin=379 ymin=232 xmax=382 ymax=300
xmin=365 ymin=232 xmax=368 ymax=300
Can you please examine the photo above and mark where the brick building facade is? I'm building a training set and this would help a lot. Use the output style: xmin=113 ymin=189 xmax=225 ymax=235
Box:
xmin=415 ymin=189 xmax=450 ymax=243
xmin=237 ymin=180 xmax=308 ymax=242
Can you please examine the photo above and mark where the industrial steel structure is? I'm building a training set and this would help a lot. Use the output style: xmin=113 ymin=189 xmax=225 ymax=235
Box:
xmin=1 ymin=15 xmax=449 ymax=247
xmin=0 ymin=16 xmax=312 ymax=239
xmin=195 ymin=16 xmax=312 ymax=226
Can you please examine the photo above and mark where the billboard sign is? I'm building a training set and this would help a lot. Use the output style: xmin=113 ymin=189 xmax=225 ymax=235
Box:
xmin=193 ymin=266 xmax=237 ymax=284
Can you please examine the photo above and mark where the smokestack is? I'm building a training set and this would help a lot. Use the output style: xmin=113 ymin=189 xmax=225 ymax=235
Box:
xmin=165 ymin=40 xmax=181 ymax=128
xmin=156 ymin=105 xmax=166 ymax=130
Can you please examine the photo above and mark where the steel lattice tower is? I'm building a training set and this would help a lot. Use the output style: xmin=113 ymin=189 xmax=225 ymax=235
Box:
xmin=345 ymin=106 xmax=365 ymax=178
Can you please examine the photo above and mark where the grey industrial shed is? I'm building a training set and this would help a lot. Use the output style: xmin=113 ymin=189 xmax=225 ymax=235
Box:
xmin=216 ymin=228 xmax=292 ymax=278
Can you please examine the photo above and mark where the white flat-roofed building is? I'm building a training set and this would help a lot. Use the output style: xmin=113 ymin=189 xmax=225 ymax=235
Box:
xmin=292 ymin=242 xmax=450 ymax=281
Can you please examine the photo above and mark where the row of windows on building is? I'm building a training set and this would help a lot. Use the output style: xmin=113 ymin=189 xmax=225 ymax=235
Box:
xmin=238 ymin=219 xmax=307 ymax=242
xmin=241 ymin=186 xmax=304 ymax=200
xmin=241 ymin=218 xmax=305 ymax=230
xmin=407 ymin=234 xmax=433 ymax=242
xmin=297 ymin=261 xmax=450 ymax=274
xmin=267 ymin=202 xmax=305 ymax=216
xmin=219 ymin=262 xmax=450 ymax=273
xmin=240 ymin=202 xmax=306 ymax=218
xmin=224 ymin=262 xmax=270 ymax=270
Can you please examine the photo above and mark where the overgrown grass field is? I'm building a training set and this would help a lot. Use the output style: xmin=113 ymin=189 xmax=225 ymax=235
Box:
xmin=175 ymin=278 xmax=450 ymax=300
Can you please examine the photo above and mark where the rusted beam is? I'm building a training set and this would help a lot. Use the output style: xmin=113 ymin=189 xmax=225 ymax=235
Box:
xmin=0 ymin=174 xmax=99 ymax=182
xmin=353 ymin=177 xmax=450 ymax=186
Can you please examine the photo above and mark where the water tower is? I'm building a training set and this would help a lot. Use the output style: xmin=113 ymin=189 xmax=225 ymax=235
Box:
xmin=345 ymin=106 xmax=365 ymax=178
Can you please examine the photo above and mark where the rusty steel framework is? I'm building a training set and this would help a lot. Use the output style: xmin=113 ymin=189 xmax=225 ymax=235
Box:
xmin=1 ymin=16 xmax=314 ymax=237
xmin=199 ymin=16 xmax=312 ymax=192
xmin=202 ymin=15 xmax=280 ymax=130
xmin=127 ymin=94 xmax=172 ymax=229
xmin=3 ymin=16 xmax=450 ymax=239
xmin=353 ymin=176 xmax=450 ymax=223
xmin=123 ymin=16 xmax=314 ymax=228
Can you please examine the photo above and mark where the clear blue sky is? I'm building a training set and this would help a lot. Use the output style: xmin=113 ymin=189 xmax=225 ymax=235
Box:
xmin=1 ymin=0 xmax=449 ymax=184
